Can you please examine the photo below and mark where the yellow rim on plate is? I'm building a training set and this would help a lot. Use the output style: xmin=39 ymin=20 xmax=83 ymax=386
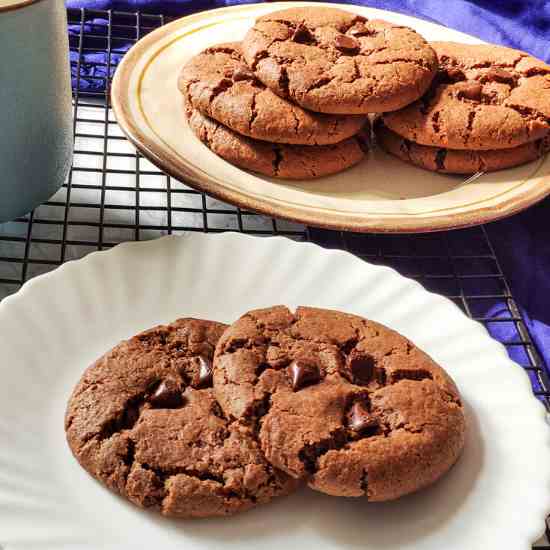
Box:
xmin=111 ymin=2 xmax=550 ymax=233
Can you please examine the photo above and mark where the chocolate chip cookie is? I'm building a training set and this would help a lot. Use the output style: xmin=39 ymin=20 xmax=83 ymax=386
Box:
xmin=376 ymin=120 xmax=550 ymax=173
xmin=187 ymin=107 xmax=369 ymax=179
xmin=383 ymin=42 xmax=550 ymax=150
xmin=65 ymin=318 xmax=298 ymax=518
xmin=178 ymin=42 xmax=367 ymax=145
xmin=213 ymin=306 xmax=465 ymax=500
xmin=241 ymin=7 xmax=438 ymax=114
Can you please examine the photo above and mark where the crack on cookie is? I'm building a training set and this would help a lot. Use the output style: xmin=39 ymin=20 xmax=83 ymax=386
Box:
xmin=298 ymin=428 xmax=347 ymax=474
xmin=340 ymin=336 xmax=359 ymax=355
xmin=466 ymin=109 xmax=478 ymax=140
xmin=203 ymin=45 xmax=242 ymax=61
xmin=347 ymin=57 xmax=361 ymax=81
xmin=419 ymin=89 xmax=436 ymax=115
xmin=250 ymin=49 xmax=269 ymax=71
xmin=123 ymin=438 xmax=136 ymax=467
xmin=209 ymin=78 xmax=233 ymax=103
xmin=223 ymin=336 xmax=266 ymax=353
xmin=249 ymin=92 xmax=258 ymax=132
xmin=97 ymin=394 xmax=145 ymax=442
xmin=95 ymin=375 xmax=189 ymax=444
xmin=247 ymin=394 xmax=273 ymax=434
xmin=289 ymin=107 xmax=301 ymax=136
xmin=390 ymin=369 xmax=433 ymax=383
xmin=305 ymin=76 xmax=334 ymax=93
xmin=277 ymin=65 xmax=290 ymax=97
xmin=369 ymin=57 xmax=430 ymax=71
xmin=135 ymin=328 xmax=169 ymax=347
xmin=431 ymin=110 xmax=441 ymax=134
xmin=211 ymin=400 xmax=227 ymax=420
xmin=141 ymin=462 xmax=227 ymax=488
xmin=522 ymin=66 xmax=550 ymax=77
xmin=504 ymin=102 xmax=549 ymax=129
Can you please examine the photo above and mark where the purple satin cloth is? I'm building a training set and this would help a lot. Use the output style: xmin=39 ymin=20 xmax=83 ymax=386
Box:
xmin=66 ymin=0 xmax=550 ymax=374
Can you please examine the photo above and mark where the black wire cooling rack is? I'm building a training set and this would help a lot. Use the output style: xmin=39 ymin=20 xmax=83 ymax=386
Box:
xmin=0 ymin=9 xmax=548 ymax=543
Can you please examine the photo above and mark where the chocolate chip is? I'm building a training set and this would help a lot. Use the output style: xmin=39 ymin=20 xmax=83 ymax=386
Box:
xmin=292 ymin=23 xmax=314 ymax=44
xmin=334 ymin=34 xmax=359 ymax=53
xmin=288 ymin=360 xmax=320 ymax=391
xmin=196 ymin=356 xmax=213 ymax=388
xmin=150 ymin=378 xmax=183 ymax=408
xmin=348 ymin=23 xmax=375 ymax=37
xmin=456 ymin=82 xmax=482 ymax=101
xmin=232 ymin=64 xmax=255 ymax=82
xmin=347 ymin=400 xmax=378 ymax=434
xmin=445 ymin=67 xmax=465 ymax=82
xmin=481 ymin=68 xmax=516 ymax=85
xmin=348 ymin=351 xmax=376 ymax=385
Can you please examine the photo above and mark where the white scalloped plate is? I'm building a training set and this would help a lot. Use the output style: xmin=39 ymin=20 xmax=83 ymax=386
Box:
xmin=111 ymin=1 xmax=550 ymax=233
xmin=0 ymin=233 xmax=548 ymax=550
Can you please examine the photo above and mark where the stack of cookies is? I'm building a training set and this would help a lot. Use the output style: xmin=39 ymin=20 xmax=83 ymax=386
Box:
xmin=377 ymin=42 xmax=550 ymax=174
xmin=179 ymin=7 xmax=550 ymax=178
xmin=177 ymin=7 xmax=438 ymax=179
xmin=66 ymin=306 xmax=466 ymax=519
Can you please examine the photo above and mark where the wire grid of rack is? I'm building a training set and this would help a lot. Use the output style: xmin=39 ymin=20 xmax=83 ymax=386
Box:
xmin=0 ymin=8 xmax=548 ymax=544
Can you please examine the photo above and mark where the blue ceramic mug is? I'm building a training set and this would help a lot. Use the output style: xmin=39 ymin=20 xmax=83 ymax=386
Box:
xmin=0 ymin=0 xmax=73 ymax=222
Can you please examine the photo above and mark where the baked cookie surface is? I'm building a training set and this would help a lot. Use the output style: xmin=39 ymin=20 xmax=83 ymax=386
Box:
xmin=213 ymin=306 xmax=466 ymax=500
xmin=178 ymin=42 xmax=367 ymax=145
xmin=242 ymin=7 xmax=438 ymax=114
xmin=187 ymin=107 xmax=369 ymax=179
xmin=383 ymin=42 xmax=550 ymax=150
xmin=65 ymin=318 xmax=298 ymax=518
xmin=376 ymin=121 xmax=550 ymax=174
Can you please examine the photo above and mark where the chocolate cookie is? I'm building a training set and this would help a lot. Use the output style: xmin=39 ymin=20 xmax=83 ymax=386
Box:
xmin=376 ymin=121 xmax=550 ymax=173
xmin=241 ymin=7 xmax=437 ymax=114
xmin=178 ymin=42 xmax=367 ymax=145
xmin=65 ymin=318 xmax=298 ymax=518
xmin=187 ymin=107 xmax=369 ymax=179
xmin=383 ymin=42 xmax=550 ymax=150
xmin=213 ymin=306 xmax=465 ymax=500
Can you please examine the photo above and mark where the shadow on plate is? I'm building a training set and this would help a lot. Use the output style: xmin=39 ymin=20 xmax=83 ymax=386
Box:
xmin=142 ymin=400 xmax=482 ymax=548
xmin=280 ymin=148 xmax=544 ymax=202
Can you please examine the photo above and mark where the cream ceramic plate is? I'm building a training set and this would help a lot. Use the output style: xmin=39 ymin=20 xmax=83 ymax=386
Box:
xmin=111 ymin=2 xmax=550 ymax=233
xmin=0 ymin=233 xmax=549 ymax=550
xmin=0 ymin=0 xmax=43 ymax=11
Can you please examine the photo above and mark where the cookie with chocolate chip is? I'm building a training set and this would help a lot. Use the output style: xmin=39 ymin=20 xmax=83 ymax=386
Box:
xmin=178 ymin=42 xmax=367 ymax=145
xmin=241 ymin=7 xmax=438 ymax=114
xmin=65 ymin=318 xmax=298 ymax=518
xmin=383 ymin=42 xmax=550 ymax=150
xmin=213 ymin=306 xmax=465 ymax=500
xmin=187 ymin=107 xmax=369 ymax=179
xmin=375 ymin=120 xmax=550 ymax=173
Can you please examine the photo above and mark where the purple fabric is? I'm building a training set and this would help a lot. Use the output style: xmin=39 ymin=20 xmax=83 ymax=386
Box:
xmin=66 ymin=0 xmax=550 ymax=373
